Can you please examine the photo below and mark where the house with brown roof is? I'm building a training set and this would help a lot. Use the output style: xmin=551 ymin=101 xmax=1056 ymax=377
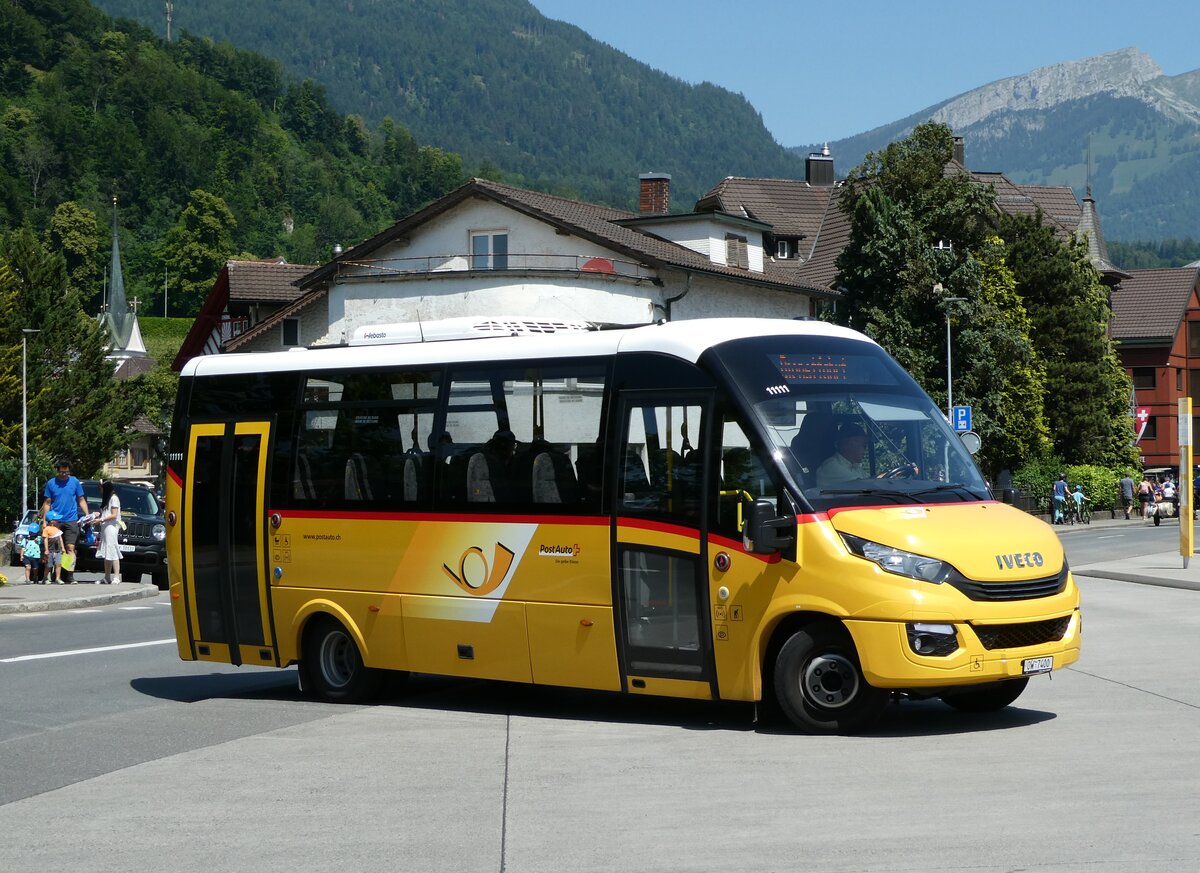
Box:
xmin=172 ymin=258 xmax=316 ymax=369
xmin=1110 ymin=266 xmax=1200 ymax=469
xmin=698 ymin=138 xmax=1128 ymax=300
xmin=202 ymin=174 xmax=836 ymax=356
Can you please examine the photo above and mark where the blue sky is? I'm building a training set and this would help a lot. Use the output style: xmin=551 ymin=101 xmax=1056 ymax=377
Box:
xmin=531 ymin=1 xmax=1200 ymax=148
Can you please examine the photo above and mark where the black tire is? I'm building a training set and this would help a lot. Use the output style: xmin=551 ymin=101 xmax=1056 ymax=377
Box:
xmin=151 ymin=572 xmax=169 ymax=590
xmin=773 ymin=621 xmax=888 ymax=733
xmin=301 ymin=616 xmax=383 ymax=703
xmin=940 ymin=677 xmax=1029 ymax=712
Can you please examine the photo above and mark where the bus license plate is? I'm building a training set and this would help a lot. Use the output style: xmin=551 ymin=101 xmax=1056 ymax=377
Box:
xmin=1022 ymin=656 xmax=1053 ymax=675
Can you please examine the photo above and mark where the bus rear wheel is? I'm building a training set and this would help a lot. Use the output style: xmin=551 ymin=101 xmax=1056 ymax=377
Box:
xmin=773 ymin=621 xmax=887 ymax=733
xmin=940 ymin=677 xmax=1029 ymax=713
xmin=302 ymin=616 xmax=383 ymax=703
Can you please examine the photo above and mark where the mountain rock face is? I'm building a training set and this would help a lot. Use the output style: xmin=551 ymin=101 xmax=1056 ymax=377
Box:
xmin=931 ymin=48 xmax=1166 ymax=129
xmin=801 ymin=48 xmax=1200 ymax=241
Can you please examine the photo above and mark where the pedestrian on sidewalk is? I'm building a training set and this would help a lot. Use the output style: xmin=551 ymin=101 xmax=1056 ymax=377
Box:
xmin=1138 ymin=475 xmax=1153 ymax=518
xmin=19 ymin=521 xmax=42 ymax=583
xmin=41 ymin=457 xmax=90 ymax=583
xmin=1119 ymin=473 xmax=1135 ymax=520
xmin=95 ymin=480 xmax=122 ymax=585
xmin=1051 ymin=474 xmax=1069 ymax=524
xmin=42 ymin=512 xmax=65 ymax=584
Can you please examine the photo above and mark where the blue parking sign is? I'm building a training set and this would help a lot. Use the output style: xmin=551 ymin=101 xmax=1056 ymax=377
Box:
xmin=952 ymin=406 xmax=972 ymax=432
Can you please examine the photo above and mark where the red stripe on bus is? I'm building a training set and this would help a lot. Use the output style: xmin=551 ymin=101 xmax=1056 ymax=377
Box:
xmin=269 ymin=508 xmax=612 ymax=525
xmin=167 ymin=467 xmax=183 ymax=487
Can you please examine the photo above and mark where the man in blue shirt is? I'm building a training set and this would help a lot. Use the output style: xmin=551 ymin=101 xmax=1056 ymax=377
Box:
xmin=41 ymin=457 xmax=89 ymax=584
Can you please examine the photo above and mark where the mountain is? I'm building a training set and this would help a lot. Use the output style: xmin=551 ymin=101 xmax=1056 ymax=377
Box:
xmin=795 ymin=49 xmax=1200 ymax=241
xmin=92 ymin=0 xmax=805 ymax=210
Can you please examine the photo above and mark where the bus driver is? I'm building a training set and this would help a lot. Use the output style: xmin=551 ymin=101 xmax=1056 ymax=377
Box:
xmin=815 ymin=423 xmax=868 ymax=487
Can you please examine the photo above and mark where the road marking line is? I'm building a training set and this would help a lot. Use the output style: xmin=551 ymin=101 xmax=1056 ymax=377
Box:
xmin=0 ymin=638 xmax=175 ymax=663
xmin=1096 ymin=535 xmax=1123 ymax=540
xmin=119 ymin=606 xmax=154 ymax=611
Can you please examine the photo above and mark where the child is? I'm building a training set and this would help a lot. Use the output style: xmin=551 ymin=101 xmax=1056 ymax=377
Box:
xmin=19 ymin=521 xmax=42 ymax=583
xmin=42 ymin=513 xmax=65 ymax=584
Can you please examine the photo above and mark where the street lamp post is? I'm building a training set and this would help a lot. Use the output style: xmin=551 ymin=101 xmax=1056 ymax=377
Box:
xmin=21 ymin=328 xmax=40 ymax=517
xmin=940 ymin=292 xmax=966 ymax=419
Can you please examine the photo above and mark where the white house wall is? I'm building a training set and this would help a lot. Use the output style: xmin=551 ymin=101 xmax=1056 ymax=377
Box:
xmin=229 ymin=198 xmax=811 ymax=354
xmin=321 ymin=200 xmax=663 ymax=343
xmin=637 ymin=216 xmax=765 ymax=273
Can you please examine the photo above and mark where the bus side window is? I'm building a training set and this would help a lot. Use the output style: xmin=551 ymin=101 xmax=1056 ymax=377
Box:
xmin=716 ymin=417 xmax=772 ymax=539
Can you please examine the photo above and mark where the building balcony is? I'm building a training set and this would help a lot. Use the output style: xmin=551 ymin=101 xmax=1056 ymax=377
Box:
xmin=332 ymin=253 xmax=659 ymax=283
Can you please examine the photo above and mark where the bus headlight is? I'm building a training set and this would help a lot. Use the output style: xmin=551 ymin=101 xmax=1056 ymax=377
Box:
xmin=841 ymin=533 xmax=955 ymax=584
xmin=152 ymin=523 xmax=166 ymax=541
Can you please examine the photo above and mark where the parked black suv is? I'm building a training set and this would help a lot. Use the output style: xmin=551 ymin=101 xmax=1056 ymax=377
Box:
xmin=78 ymin=480 xmax=168 ymax=588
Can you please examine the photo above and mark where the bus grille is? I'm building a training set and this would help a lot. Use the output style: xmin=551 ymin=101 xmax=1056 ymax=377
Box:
xmin=950 ymin=568 xmax=1067 ymax=601
xmin=971 ymin=616 xmax=1071 ymax=650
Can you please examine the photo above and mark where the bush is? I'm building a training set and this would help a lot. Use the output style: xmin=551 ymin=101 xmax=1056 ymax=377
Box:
xmin=1012 ymin=456 xmax=1063 ymax=512
xmin=1064 ymin=464 xmax=1121 ymax=511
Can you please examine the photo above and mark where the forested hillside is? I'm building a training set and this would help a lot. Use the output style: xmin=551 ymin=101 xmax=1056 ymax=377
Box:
xmin=0 ymin=0 xmax=467 ymax=314
xmin=92 ymin=0 xmax=806 ymax=209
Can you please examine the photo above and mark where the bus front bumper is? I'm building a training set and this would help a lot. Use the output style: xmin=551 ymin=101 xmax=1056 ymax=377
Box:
xmin=845 ymin=609 xmax=1081 ymax=690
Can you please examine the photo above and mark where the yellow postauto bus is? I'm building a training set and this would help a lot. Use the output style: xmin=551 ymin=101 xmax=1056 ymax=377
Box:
xmin=166 ymin=316 xmax=1080 ymax=732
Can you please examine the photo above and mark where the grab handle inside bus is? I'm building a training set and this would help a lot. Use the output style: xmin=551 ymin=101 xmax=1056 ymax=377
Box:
xmin=743 ymin=499 xmax=795 ymax=555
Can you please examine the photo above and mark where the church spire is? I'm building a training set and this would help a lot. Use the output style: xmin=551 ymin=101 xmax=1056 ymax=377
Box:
xmin=104 ymin=197 xmax=147 ymax=360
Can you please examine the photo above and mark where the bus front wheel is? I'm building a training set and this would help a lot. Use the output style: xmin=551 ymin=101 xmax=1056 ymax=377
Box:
xmin=302 ymin=616 xmax=383 ymax=703
xmin=773 ymin=621 xmax=887 ymax=733
xmin=939 ymin=677 xmax=1029 ymax=712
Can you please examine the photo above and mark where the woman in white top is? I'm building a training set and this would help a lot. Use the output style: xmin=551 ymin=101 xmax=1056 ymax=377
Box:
xmin=96 ymin=481 xmax=122 ymax=584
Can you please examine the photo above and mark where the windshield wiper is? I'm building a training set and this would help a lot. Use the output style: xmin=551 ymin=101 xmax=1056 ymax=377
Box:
xmin=908 ymin=483 xmax=979 ymax=499
xmin=817 ymin=486 xmax=923 ymax=502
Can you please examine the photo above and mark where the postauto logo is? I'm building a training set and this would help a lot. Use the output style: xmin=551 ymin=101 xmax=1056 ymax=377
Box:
xmin=442 ymin=543 xmax=516 ymax=596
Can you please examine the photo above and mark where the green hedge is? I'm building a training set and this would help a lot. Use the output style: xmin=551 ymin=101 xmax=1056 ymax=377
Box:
xmin=1012 ymin=457 xmax=1138 ymax=512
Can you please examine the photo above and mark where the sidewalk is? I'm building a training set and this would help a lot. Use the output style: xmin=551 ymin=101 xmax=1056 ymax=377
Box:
xmin=0 ymin=570 xmax=161 ymax=614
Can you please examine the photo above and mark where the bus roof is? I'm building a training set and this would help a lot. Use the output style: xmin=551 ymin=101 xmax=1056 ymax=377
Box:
xmin=178 ymin=317 xmax=877 ymax=378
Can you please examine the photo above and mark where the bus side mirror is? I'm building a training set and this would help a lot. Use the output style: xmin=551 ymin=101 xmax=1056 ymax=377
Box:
xmin=743 ymin=498 xmax=795 ymax=555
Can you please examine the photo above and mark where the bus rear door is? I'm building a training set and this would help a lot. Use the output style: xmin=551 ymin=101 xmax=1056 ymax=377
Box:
xmin=180 ymin=421 xmax=278 ymax=667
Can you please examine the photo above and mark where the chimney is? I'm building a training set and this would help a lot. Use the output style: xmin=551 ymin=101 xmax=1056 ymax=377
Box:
xmin=639 ymin=173 xmax=671 ymax=214
xmin=805 ymin=144 xmax=834 ymax=186
xmin=953 ymin=135 xmax=965 ymax=166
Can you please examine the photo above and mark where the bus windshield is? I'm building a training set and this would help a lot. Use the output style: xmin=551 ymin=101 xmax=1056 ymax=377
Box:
xmin=711 ymin=334 xmax=990 ymax=510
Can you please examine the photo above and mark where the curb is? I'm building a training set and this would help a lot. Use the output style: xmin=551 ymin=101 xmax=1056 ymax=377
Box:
xmin=1075 ymin=568 xmax=1200 ymax=591
xmin=0 ymin=582 xmax=162 ymax=615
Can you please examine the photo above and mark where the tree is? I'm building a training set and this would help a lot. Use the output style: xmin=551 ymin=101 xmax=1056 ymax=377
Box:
xmin=1001 ymin=212 xmax=1137 ymax=467
xmin=835 ymin=123 xmax=1048 ymax=477
xmin=46 ymin=200 xmax=103 ymax=307
xmin=160 ymin=189 xmax=236 ymax=315
xmin=1 ymin=228 xmax=128 ymax=478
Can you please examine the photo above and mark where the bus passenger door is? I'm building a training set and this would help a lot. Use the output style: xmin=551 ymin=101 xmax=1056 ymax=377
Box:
xmin=181 ymin=421 xmax=277 ymax=667
xmin=612 ymin=392 xmax=715 ymax=699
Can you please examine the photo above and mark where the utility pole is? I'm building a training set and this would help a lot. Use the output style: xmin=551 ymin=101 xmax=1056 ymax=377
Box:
xmin=165 ymin=1 xmax=174 ymax=43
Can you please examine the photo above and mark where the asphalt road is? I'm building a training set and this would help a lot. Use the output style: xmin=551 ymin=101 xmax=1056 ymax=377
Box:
xmin=2 ymin=563 xmax=1198 ymax=871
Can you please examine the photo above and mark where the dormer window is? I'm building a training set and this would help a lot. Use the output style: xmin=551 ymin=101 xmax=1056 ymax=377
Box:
xmin=777 ymin=239 xmax=796 ymax=259
xmin=725 ymin=234 xmax=748 ymax=270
